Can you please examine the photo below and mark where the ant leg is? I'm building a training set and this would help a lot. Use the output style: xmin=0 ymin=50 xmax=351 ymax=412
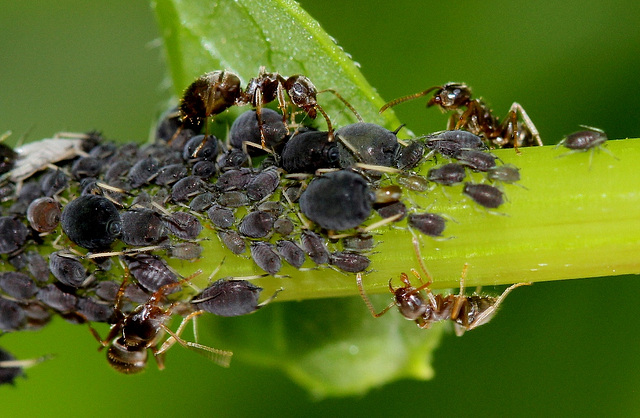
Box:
xmin=509 ymin=102 xmax=543 ymax=147
xmin=254 ymin=89 xmax=269 ymax=150
xmin=466 ymin=282 xmax=532 ymax=331
xmin=449 ymin=263 xmax=469 ymax=322
xmin=276 ymin=83 xmax=290 ymax=132
xmin=318 ymin=89 xmax=363 ymax=122
xmin=314 ymin=104 xmax=335 ymax=142
xmin=410 ymin=236 xmax=439 ymax=307
xmin=356 ymin=273 xmax=394 ymax=318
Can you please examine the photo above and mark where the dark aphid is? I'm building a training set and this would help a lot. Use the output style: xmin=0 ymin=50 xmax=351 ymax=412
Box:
xmin=26 ymin=251 xmax=50 ymax=283
xmin=276 ymin=239 xmax=306 ymax=268
xmin=427 ymin=163 xmax=467 ymax=185
xmin=0 ymin=217 xmax=29 ymax=254
xmin=273 ymin=217 xmax=294 ymax=236
xmin=71 ymin=156 xmax=102 ymax=179
xmin=280 ymin=131 xmax=341 ymax=174
xmin=93 ymin=280 xmax=120 ymax=302
xmin=207 ymin=205 xmax=235 ymax=229
xmin=128 ymin=157 xmax=160 ymax=188
xmin=192 ymin=160 xmax=217 ymax=179
xmin=120 ymin=209 xmax=167 ymax=246
xmin=76 ymin=297 xmax=114 ymax=323
xmin=182 ymin=134 xmax=219 ymax=162
xmin=171 ymin=175 xmax=205 ymax=202
xmin=395 ymin=140 xmax=425 ymax=170
xmin=192 ymin=279 xmax=265 ymax=317
xmin=167 ymin=242 xmax=203 ymax=260
xmin=335 ymin=122 xmax=399 ymax=167
xmin=0 ymin=272 xmax=38 ymax=300
xmin=107 ymin=142 xmax=139 ymax=165
xmin=217 ymin=191 xmax=249 ymax=208
xmin=283 ymin=184 xmax=303 ymax=203
xmin=456 ymin=149 xmax=499 ymax=172
xmin=189 ymin=192 xmax=216 ymax=212
xmin=0 ymin=141 xmax=17 ymax=175
xmin=559 ymin=127 xmax=607 ymax=150
xmin=257 ymin=200 xmax=284 ymax=216
xmin=88 ymin=142 xmax=117 ymax=160
xmin=40 ymin=169 xmax=69 ymax=197
xmin=156 ymin=106 xmax=202 ymax=143
xmin=125 ymin=254 xmax=177 ymax=293
xmin=36 ymin=284 xmax=77 ymax=312
xmin=61 ymin=195 xmax=122 ymax=251
xmin=26 ymin=197 xmax=62 ymax=233
xmin=104 ymin=160 xmax=132 ymax=184
xmin=375 ymin=201 xmax=407 ymax=221
xmin=155 ymin=163 xmax=188 ymax=186
xmin=218 ymin=230 xmax=246 ymax=254
xmin=238 ymin=211 xmax=275 ymax=238
xmin=22 ymin=302 xmax=52 ymax=330
xmin=299 ymin=170 xmax=374 ymax=231
xmin=330 ymin=251 xmax=370 ymax=273
xmin=229 ymin=109 xmax=289 ymax=155
xmin=487 ymin=164 xmax=521 ymax=183
xmin=164 ymin=211 xmax=203 ymax=240
xmin=425 ymin=130 xmax=485 ymax=158
xmin=342 ymin=234 xmax=375 ymax=252
xmin=217 ymin=148 xmax=249 ymax=170
xmin=300 ymin=230 xmax=330 ymax=265
xmin=8 ymin=253 xmax=28 ymax=271
xmin=463 ymin=183 xmax=504 ymax=208
xmin=180 ymin=70 xmax=242 ymax=128
xmin=408 ymin=213 xmax=446 ymax=237
xmin=124 ymin=283 xmax=151 ymax=304
xmin=0 ymin=297 xmax=26 ymax=331
xmin=397 ymin=174 xmax=430 ymax=191
xmin=48 ymin=252 xmax=89 ymax=288
xmin=246 ymin=168 xmax=280 ymax=201
xmin=250 ymin=242 xmax=282 ymax=275
xmin=215 ymin=168 xmax=253 ymax=192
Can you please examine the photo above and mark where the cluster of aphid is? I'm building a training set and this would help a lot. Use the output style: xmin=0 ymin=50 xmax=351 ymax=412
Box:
xmin=1 ymin=68 xmax=582 ymax=382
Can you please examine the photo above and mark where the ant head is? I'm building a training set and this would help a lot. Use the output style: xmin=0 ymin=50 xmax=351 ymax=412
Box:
xmin=427 ymin=83 xmax=471 ymax=110
xmin=284 ymin=75 xmax=318 ymax=117
xmin=106 ymin=337 xmax=148 ymax=374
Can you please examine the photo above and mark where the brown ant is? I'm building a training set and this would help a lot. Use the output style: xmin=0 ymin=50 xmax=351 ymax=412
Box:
xmin=180 ymin=67 xmax=361 ymax=150
xmin=356 ymin=237 xmax=530 ymax=335
xmin=380 ymin=82 xmax=543 ymax=152
xmin=95 ymin=270 xmax=232 ymax=374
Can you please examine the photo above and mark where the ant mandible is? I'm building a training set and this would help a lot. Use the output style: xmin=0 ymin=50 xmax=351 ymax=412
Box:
xmin=95 ymin=270 xmax=232 ymax=374
xmin=380 ymin=82 xmax=543 ymax=152
xmin=356 ymin=237 xmax=531 ymax=335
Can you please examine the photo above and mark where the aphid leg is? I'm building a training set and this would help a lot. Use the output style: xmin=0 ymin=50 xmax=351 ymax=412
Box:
xmin=256 ymin=287 xmax=283 ymax=309
xmin=318 ymin=89 xmax=363 ymax=122
xmin=465 ymin=282 xmax=532 ymax=331
xmin=509 ymin=102 xmax=543 ymax=147
xmin=356 ymin=273 xmax=395 ymax=318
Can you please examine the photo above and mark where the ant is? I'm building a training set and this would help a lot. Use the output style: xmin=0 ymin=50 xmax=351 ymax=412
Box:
xmin=356 ymin=237 xmax=530 ymax=335
xmin=95 ymin=270 xmax=232 ymax=374
xmin=380 ymin=82 xmax=543 ymax=152
xmin=180 ymin=67 xmax=361 ymax=150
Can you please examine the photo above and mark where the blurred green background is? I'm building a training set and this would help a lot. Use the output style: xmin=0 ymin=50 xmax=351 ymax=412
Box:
xmin=2 ymin=0 xmax=640 ymax=416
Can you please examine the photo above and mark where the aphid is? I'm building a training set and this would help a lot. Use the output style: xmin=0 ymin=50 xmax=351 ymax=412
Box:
xmin=36 ymin=284 xmax=77 ymax=312
xmin=276 ymin=239 xmax=306 ymax=268
xmin=217 ymin=148 xmax=249 ymax=170
xmin=0 ymin=217 xmax=29 ymax=254
xmin=128 ymin=157 xmax=160 ymax=188
xmin=456 ymin=149 xmax=499 ymax=172
xmin=374 ymin=185 xmax=402 ymax=205
xmin=0 ymin=272 xmax=38 ymax=300
xmin=246 ymin=168 xmax=280 ymax=201
xmin=0 ymin=136 xmax=17 ymax=176
xmin=93 ymin=280 xmax=120 ymax=302
xmin=105 ymin=160 xmax=132 ymax=184
xmin=48 ymin=252 xmax=89 ymax=288
xmin=426 ymin=163 xmax=466 ymax=186
xmin=170 ymin=176 xmax=205 ymax=202
xmin=299 ymin=170 xmax=374 ymax=231
xmin=155 ymin=163 xmax=188 ymax=186
xmin=250 ymin=242 xmax=282 ymax=275
xmin=356 ymin=238 xmax=530 ymax=334
xmin=218 ymin=230 xmax=246 ymax=255
xmin=76 ymin=297 xmax=114 ymax=323
xmin=26 ymin=251 xmax=50 ymax=283
xmin=124 ymin=254 xmax=178 ymax=293
xmin=273 ymin=217 xmax=294 ymax=236
xmin=156 ymin=106 xmax=202 ymax=143
xmin=381 ymin=83 xmax=542 ymax=150
xmin=22 ymin=302 xmax=53 ymax=330
xmin=61 ymin=195 xmax=122 ymax=251
xmin=191 ymin=279 xmax=279 ymax=317
xmin=99 ymin=274 xmax=233 ymax=373
xmin=167 ymin=242 xmax=203 ymax=260
xmin=238 ymin=211 xmax=275 ymax=238
xmin=120 ymin=209 xmax=167 ymax=246
xmin=425 ymin=130 xmax=486 ymax=158
xmin=189 ymin=192 xmax=216 ymax=212
xmin=335 ymin=122 xmax=399 ymax=167
xmin=182 ymin=134 xmax=219 ymax=162
xmin=192 ymin=160 xmax=217 ymax=179
xmin=342 ymin=234 xmax=375 ymax=253
xmin=300 ymin=230 xmax=330 ymax=265
xmin=408 ymin=212 xmax=446 ymax=237
xmin=163 ymin=211 xmax=203 ymax=240
xmin=487 ymin=164 xmax=521 ymax=184
xmin=463 ymin=183 xmax=504 ymax=209
xmin=556 ymin=126 xmax=617 ymax=166
xmin=217 ymin=191 xmax=249 ymax=208
xmin=329 ymin=251 xmax=370 ymax=273
xmin=0 ymin=297 xmax=26 ymax=331
xmin=40 ymin=169 xmax=69 ymax=197
xmin=26 ymin=197 xmax=61 ymax=233
xmin=280 ymin=131 xmax=341 ymax=174
xmin=71 ymin=156 xmax=102 ymax=179
xmin=395 ymin=140 xmax=425 ymax=170
xmin=257 ymin=200 xmax=284 ymax=216
xmin=0 ymin=348 xmax=50 ymax=386
xmin=207 ymin=205 xmax=235 ymax=229
xmin=215 ymin=168 xmax=253 ymax=192
xmin=228 ymin=109 xmax=289 ymax=155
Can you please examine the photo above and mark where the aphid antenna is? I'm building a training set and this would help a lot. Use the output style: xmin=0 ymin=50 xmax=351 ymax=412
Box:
xmin=379 ymin=86 xmax=441 ymax=114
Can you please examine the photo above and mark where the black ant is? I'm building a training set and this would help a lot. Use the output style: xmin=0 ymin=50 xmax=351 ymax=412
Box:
xmin=356 ymin=237 xmax=530 ymax=335
xmin=380 ymin=82 xmax=543 ymax=152
xmin=95 ymin=271 xmax=232 ymax=374
xmin=180 ymin=67 xmax=361 ymax=150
